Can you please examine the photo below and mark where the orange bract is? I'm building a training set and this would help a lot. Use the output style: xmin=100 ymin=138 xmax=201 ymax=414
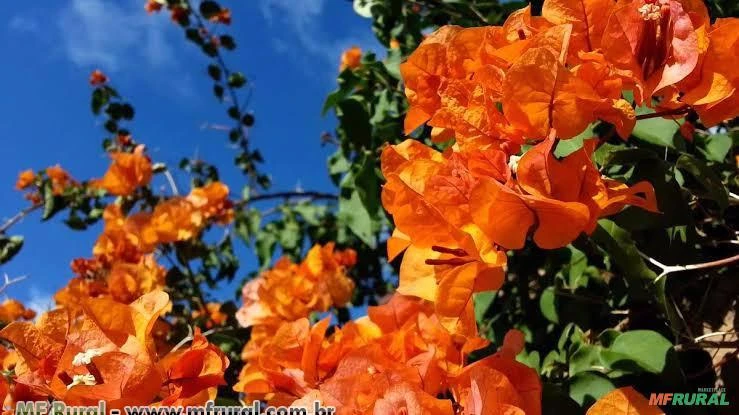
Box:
xmin=91 ymin=145 xmax=153 ymax=196
xmin=0 ymin=291 xmax=228 ymax=411
xmin=14 ymin=170 xmax=35 ymax=191
xmin=234 ymin=288 xmax=526 ymax=414
xmin=587 ymin=387 xmax=664 ymax=414
xmin=339 ymin=47 xmax=363 ymax=72
xmin=89 ymin=70 xmax=108 ymax=86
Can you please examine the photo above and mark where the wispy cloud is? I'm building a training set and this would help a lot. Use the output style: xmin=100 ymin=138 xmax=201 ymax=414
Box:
xmin=58 ymin=0 xmax=178 ymax=72
xmin=258 ymin=0 xmax=377 ymax=72
xmin=25 ymin=286 xmax=55 ymax=317
xmin=8 ymin=15 xmax=40 ymax=34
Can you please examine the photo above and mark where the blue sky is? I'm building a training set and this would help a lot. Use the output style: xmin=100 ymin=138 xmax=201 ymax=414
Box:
xmin=0 ymin=0 xmax=379 ymax=312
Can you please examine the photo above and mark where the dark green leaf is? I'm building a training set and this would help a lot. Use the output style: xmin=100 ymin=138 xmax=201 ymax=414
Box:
xmin=675 ymin=153 xmax=729 ymax=210
xmin=0 ymin=236 xmax=24 ymax=265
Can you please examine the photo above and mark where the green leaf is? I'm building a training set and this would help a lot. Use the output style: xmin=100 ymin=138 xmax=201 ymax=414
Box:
xmin=473 ymin=291 xmax=496 ymax=322
xmin=554 ymin=125 xmax=593 ymax=157
xmin=227 ymin=72 xmax=247 ymax=88
xmin=91 ymin=88 xmax=109 ymax=115
xmin=336 ymin=97 xmax=372 ymax=148
xmin=568 ymin=371 xmax=615 ymax=407
xmin=542 ymin=384 xmax=582 ymax=415
xmin=41 ymin=182 xmax=66 ymax=221
xmin=606 ymin=330 xmax=672 ymax=373
xmin=592 ymin=220 xmax=657 ymax=280
xmin=567 ymin=246 xmax=588 ymax=288
xmin=632 ymin=105 xmax=683 ymax=150
xmin=384 ymin=48 xmax=402 ymax=79
xmin=338 ymin=153 xmax=380 ymax=247
xmin=675 ymin=153 xmax=729 ymax=210
xmin=339 ymin=190 xmax=375 ymax=247
xmin=540 ymin=287 xmax=558 ymax=323
xmin=569 ymin=344 xmax=603 ymax=377
xmin=328 ymin=150 xmax=351 ymax=185
xmin=219 ymin=35 xmax=236 ymax=50
xmin=698 ymin=133 xmax=732 ymax=162
xmin=0 ymin=236 xmax=24 ymax=265
xmin=353 ymin=0 xmax=378 ymax=18
xmin=199 ymin=1 xmax=221 ymax=18
xmin=207 ymin=64 xmax=222 ymax=81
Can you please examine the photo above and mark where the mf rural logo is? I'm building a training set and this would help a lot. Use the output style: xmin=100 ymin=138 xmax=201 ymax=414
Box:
xmin=649 ymin=387 xmax=731 ymax=407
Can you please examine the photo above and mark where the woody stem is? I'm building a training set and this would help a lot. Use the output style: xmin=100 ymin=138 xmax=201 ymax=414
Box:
xmin=635 ymin=106 xmax=690 ymax=120
xmin=0 ymin=203 xmax=42 ymax=234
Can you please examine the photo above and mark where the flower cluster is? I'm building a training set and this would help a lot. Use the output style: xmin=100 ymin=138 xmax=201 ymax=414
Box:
xmin=235 ymin=262 xmax=541 ymax=415
xmin=403 ymin=0 xmax=735 ymax=144
xmin=0 ymin=291 xmax=228 ymax=410
xmin=384 ymin=0 xmax=739 ymax=331
xmin=15 ymin=165 xmax=77 ymax=204
xmin=235 ymin=243 xmax=357 ymax=361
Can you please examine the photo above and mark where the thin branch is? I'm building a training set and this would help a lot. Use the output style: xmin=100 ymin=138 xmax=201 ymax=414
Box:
xmin=247 ymin=191 xmax=337 ymax=203
xmin=635 ymin=106 xmax=690 ymax=120
xmin=0 ymin=274 xmax=27 ymax=296
xmin=233 ymin=191 xmax=337 ymax=210
xmin=694 ymin=331 xmax=736 ymax=343
xmin=163 ymin=169 xmax=180 ymax=196
xmin=0 ymin=204 xmax=41 ymax=235
xmin=639 ymin=251 xmax=739 ymax=282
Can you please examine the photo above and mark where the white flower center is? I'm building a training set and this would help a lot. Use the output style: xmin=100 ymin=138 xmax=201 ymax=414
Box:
xmin=67 ymin=374 xmax=97 ymax=389
xmin=638 ymin=3 xmax=662 ymax=21
xmin=72 ymin=348 xmax=103 ymax=366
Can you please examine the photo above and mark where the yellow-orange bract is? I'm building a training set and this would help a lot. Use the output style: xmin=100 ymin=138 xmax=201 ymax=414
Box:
xmin=0 ymin=291 xmax=228 ymax=411
xmin=380 ymin=133 xmax=657 ymax=329
xmin=587 ymin=387 xmax=664 ymax=414
xmin=339 ymin=47 xmax=363 ymax=72
xmin=91 ymin=145 xmax=153 ymax=196
xmin=14 ymin=170 xmax=35 ymax=191
xmin=235 ymin=289 xmax=537 ymax=415
xmin=0 ymin=300 xmax=36 ymax=323
xmin=386 ymin=0 xmax=739 ymax=353
xmin=235 ymin=243 xmax=357 ymax=364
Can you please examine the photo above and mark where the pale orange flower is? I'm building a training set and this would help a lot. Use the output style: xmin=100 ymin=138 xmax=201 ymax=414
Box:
xmin=91 ymin=145 xmax=153 ymax=196
xmin=14 ymin=169 xmax=36 ymax=191
xmin=89 ymin=70 xmax=108 ymax=86
xmin=339 ymin=47 xmax=362 ymax=72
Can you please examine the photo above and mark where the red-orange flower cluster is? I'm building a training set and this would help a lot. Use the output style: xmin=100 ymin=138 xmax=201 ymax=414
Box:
xmin=0 ymin=291 xmax=228 ymax=410
xmin=236 ymin=243 xmax=357 ymax=359
xmin=236 ymin=289 xmax=540 ymax=415
xmin=91 ymin=145 xmax=153 ymax=197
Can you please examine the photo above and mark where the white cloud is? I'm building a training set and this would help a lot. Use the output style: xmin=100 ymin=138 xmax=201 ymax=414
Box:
xmin=58 ymin=0 xmax=178 ymax=72
xmin=25 ymin=286 xmax=55 ymax=317
xmin=8 ymin=15 xmax=40 ymax=34
xmin=258 ymin=0 xmax=376 ymax=70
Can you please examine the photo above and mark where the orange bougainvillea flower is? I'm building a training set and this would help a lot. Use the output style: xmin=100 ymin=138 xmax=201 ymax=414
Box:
xmin=236 ymin=243 xmax=356 ymax=331
xmin=89 ymin=70 xmax=108 ymax=86
xmin=502 ymin=42 xmax=635 ymax=139
xmin=192 ymin=303 xmax=228 ymax=329
xmin=587 ymin=387 xmax=664 ymax=414
xmin=678 ymin=18 xmax=739 ymax=126
xmin=209 ymin=8 xmax=231 ymax=25
xmin=91 ymin=145 xmax=153 ymax=196
xmin=470 ymin=132 xmax=658 ymax=250
xmin=14 ymin=169 xmax=36 ymax=191
xmin=46 ymin=165 xmax=76 ymax=195
xmin=0 ymin=300 xmax=36 ymax=323
xmin=0 ymin=291 xmax=171 ymax=409
xmin=339 ymin=46 xmax=362 ymax=72
xmin=600 ymin=0 xmax=707 ymax=101
xmin=144 ymin=0 xmax=163 ymax=14
xmin=158 ymin=328 xmax=228 ymax=406
xmin=186 ymin=181 xmax=234 ymax=224
xmin=381 ymin=141 xmax=508 ymax=330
